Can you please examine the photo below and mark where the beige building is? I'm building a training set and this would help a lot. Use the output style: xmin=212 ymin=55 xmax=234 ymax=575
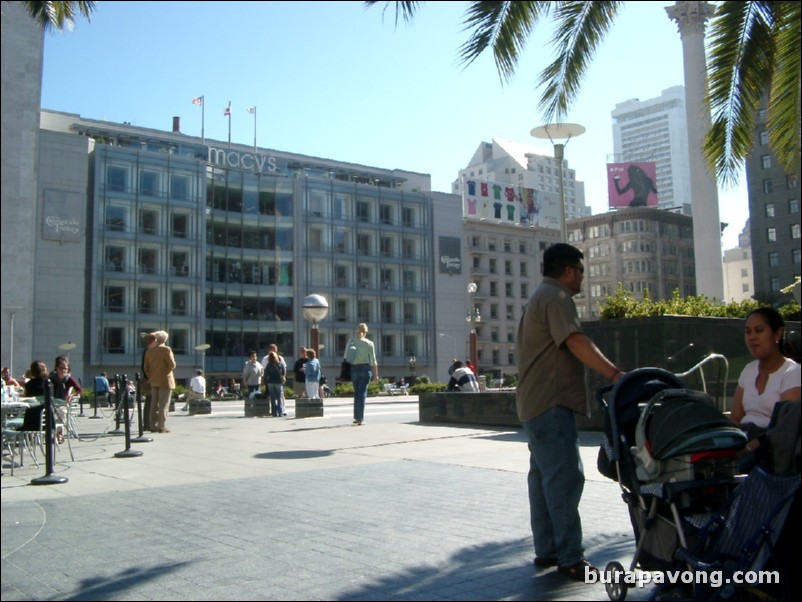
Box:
xmin=567 ymin=208 xmax=697 ymax=319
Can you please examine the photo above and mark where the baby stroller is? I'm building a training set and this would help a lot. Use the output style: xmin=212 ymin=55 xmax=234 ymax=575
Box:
xmin=596 ymin=368 xmax=747 ymax=601
xmin=652 ymin=400 xmax=801 ymax=601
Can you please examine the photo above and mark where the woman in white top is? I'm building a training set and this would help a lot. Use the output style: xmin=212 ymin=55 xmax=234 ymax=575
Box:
xmin=731 ymin=307 xmax=800 ymax=464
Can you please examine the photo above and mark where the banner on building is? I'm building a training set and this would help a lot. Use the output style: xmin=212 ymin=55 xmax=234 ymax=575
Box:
xmin=607 ymin=162 xmax=658 ymax=208
xmin=461 ymin=176 xmax=558 ymax=228
xmin=42 ymin=189 xmax=82 ymax=242
xmin=438 ymin=236 xmax=462 ymax=274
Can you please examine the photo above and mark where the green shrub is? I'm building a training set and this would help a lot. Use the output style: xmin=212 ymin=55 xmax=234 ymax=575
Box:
xmin=598 ymin=286 xmax=798 ymax=320
xmin=410 ymin=382 xmax=447 ymax=394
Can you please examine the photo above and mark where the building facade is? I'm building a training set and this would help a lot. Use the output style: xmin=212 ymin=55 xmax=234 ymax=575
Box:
xmin=37 ymin=111 xmax=435 ymax=384
xmin=746 ymin=102 xmax=802 ymax=300
xmin=611 ymin=86 xmax=691 ymax=213
xmin=568 ymin=208 xmax=697 ymax=319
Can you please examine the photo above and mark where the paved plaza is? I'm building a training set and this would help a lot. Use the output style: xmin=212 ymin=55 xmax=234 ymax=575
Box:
xmin=2 ymin=396 xmax=648 ymax=601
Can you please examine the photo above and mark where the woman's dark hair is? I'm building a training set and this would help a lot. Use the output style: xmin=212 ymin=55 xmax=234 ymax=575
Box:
xmin=746 ymin=307 xmax=791 ymax=356
xmin=29 ymin=360 xmax=48 ymax=378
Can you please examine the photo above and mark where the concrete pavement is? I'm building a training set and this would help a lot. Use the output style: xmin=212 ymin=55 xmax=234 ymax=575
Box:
xmin=2 ymin=396 xmax=648 ymax=601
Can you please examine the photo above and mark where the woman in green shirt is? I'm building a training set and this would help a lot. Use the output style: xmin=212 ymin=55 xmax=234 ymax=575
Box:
xmin=344 ymin=323 xmax=379 ymax=425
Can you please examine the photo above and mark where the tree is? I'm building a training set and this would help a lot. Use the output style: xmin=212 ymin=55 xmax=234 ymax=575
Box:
xmin=365 ymin=1 xmax=800 ymax=186
xmin=20 ymin=1 xmax=96 ymax=30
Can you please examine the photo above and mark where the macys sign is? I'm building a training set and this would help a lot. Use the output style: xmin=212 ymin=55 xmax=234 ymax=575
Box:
xmin=208 ymin=147 xmax=278 ymax=173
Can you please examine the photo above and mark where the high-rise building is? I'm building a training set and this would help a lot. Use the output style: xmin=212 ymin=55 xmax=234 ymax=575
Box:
xmin=722 ymin=222 xmax=754 ymax=302
xmin=611 ymin=86 xmax=691 ymax=213
xmin=746 ymin=102 xmax=801 ymax=300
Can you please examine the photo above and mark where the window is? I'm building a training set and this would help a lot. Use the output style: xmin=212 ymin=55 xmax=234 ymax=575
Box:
xmin=793 ymin=248 xmax=801 ymax=265
xmin=171 ymin=290 xmax=187 ymax=316
xmin=172 ymin=213 xmax=188 ymax=238
xmin=380 ymin=268 xmax=393 ymax=290
xmin=770 ymin=277 xmax=780 ymax=292
xmin=504 ymin=260 xmax=512 ymax=275
xmin=759 ymin=131 xmax=769 ymax=145
xmin=356 ymin=201 xmax=370 ymax=222
xmin=170 ymin=174 xmax=189 ymax=200
xmin=403 ymin=271 xmax=415 ymax=290
xmin=520 ymin=262 xmax=528 ymax=277
xmin=489 ymin=258 xmax=497 ymax=274
xmin=140 ymin=171 xmax=159 ymax=196
xmin=105 ymin=206 xmax=126 ymax=231
xmin=103 ymin=327 xmax=125 ymax=354
xmin=358 ymin=300 xmax=371 ymax=321
xmin=505 ymin=282 xmax=513 ymax=297
xmin=402 ymin=238 xmax=415 ymax=259
xmin=761 ymin=155 xmax=772 ymax=169
xmin=740 ymin=268 xmax=748 ymax=278
xmin=139 ymin=248 xmax=158 ymax=274
xmin=403 ymin=303 xmax=416 ymax=323
xmin=379 ymin=204 xmax=392 ymax=225
xmin=357 ymin=234 xmax=371 ymax=255
xmin=489 ymin=281 xmax=498 ymax=297
xmin=763 ymin=179 xmax=773 ymax=194
xmin=335 ymin=298 xmax=348 ymax=322
xmin=788 ymin=175 xmax=798 ymax=189
xmin=381 ymin=334 xmax=395 ymax=356
xmin=520 ymin=283 xmax=528 ymax=299
xmin=792 ymin=224 xmax=801 ymax=239
xmin=402 ymin=207 xmax=414 ymax=228
xmin=105 ymin=246 xmax=125 ymax=272
xmin=765 ymin=203 xmax=775 ymax=218
xmin=381 ymin=301 xmax=394 ymax=324
xmin=139 ymin=209 xmax=158 ymax=235
xmin=107 ymin=166 xmax=127 ymax=192
xmin=171 ymin=252 xmax=189 ymax=277
xmin=170 ymin=329 xmax=188 ymax=355
xmin=769 ymin=252 xmax=779 ymax=267
xmin=138 ymin=288 xmax=157 ymax=314
xmin=790 ymin=199 xmax=800 ymax=214
xmin=104 ymin=286 xmax=124 ymax=313
xmin=380 ymin=237 xmax=393 ymax=257
xmin=767 ymin=228 xmax=777 ymax=242
xmin=358 ymin=266 xmax=371 ymax=289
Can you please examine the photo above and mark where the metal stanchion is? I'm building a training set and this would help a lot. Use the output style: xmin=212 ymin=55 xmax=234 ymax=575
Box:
xmin=130 ymin=373 xmax=152 ymax=444
xmin=77 ymin=377 xmax=86 ymax=416
xmin=109 ymin=374 xmax=124 ymax=435
xmin=89 ymin=388 xmax=102 ymax=419
xmin=31 ymin=379 xmax=68 ymax=485
xmin=115 ymin=375 xmax=143 ymax=458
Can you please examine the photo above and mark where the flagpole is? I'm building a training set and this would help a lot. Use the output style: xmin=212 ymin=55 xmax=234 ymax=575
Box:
xmin=201 ymin=96 xmax=205 ymax=144
xmin=252 ymin=106 xmax=257 ymax=151
xmin=227 ymin=101 xmax=232 ymax=148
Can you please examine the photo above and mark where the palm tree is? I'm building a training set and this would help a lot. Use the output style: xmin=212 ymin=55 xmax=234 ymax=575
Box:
xmin=20 ymin=0 xmax=96 ymax=30
xmin=365 ymin=1 xmax=800 ymax=186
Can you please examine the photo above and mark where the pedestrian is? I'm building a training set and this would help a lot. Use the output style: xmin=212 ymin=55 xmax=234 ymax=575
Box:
xmin=263 ymin=343 xmax=287 ymax=415
xmin=139 ymin=332 xmax=157 ymax=431
xmin=94 ymin=371 xmax=111 ymax=407
xmin=242 ymin=350 xmax=264 ymax=396
xmin=447 ymin=360 xmax=479 ymax=392
xmin=143 ymin=330 xmax=176 ymax=433
xmin=293 ymin=346 xmax=308 ymax=398
xmin=303 ymin=348 xmax=321 ymax=400
xmin=344 ymin=323 xmax=379 ymax=425
xmin=264 ymin=351 xmax=286 ymax=417
xmin=515 ymin=243 xmax=624 ymax=581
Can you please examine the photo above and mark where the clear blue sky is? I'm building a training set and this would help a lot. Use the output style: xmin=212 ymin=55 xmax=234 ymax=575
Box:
xmin=41 ymin=0 xmax=748 ymax=249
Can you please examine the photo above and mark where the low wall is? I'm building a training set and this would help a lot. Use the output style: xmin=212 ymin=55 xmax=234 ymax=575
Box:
xmin=418 ymin=391 xmax=603 ymax=430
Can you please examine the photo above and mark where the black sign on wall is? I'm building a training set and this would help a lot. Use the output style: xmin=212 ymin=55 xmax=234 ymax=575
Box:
xmin=439 ymin=236 xmax=462 ymax=274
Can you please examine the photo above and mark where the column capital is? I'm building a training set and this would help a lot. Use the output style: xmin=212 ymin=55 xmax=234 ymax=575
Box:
xmin=665 ymin=1 xmax=715 ymax=36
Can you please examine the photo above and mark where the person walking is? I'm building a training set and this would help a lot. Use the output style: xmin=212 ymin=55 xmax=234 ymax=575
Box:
xmin=344 ymin=323 xmax=379 ymax=425
xmin=516 ymin=243 xmax=623 ymax=581
xmin=303 ymin=349 xmax=321 ymax=400
xmin=143 ymin=330 xmax=176 ymax=433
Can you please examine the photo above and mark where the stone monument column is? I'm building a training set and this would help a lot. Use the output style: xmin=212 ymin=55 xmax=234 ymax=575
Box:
xmin=666 ymin=1 xmax=724 ymax=300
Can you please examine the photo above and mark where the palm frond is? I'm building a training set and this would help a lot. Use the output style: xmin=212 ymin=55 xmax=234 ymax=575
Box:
xmin=704 ymin=1 xmax=774 ymax=186
xmin=23 ymin=1 xmax=95 ymax=30
xmin=537 ymin=1 xmax=622 ymax=121
xmin=363 ymin=1 xmax=422 ymax=27
xmin=765 ymin=1 xmax=801 ymax=175
xmin=457 ymin=1 xmax=551 ymax=83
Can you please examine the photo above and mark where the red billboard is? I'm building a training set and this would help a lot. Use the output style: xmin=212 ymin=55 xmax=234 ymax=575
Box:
xmin=607 ymin=162 xmax=658 ymax=208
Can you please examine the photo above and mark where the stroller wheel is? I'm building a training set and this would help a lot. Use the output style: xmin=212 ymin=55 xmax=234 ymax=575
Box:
xmin=604 ymin=561 xmax=627 ymax=602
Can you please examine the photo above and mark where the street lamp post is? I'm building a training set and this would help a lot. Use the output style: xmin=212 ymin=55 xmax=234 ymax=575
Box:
xmin=531 ymin=123 xmax=585 ymax=243
xmin=466 ymin=283 xmax=481 ymax=372
xmin=194 ymin=343 xmax=211 ymax=377
xmin=302 ymin=294 xmax=329 ymax=360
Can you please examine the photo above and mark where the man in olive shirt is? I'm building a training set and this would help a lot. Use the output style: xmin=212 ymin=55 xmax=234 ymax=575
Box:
xmin=516 ymin=243 xmax=623 ymax=581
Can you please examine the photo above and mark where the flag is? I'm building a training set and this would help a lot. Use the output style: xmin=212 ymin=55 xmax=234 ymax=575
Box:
xmin=247 ymin=106 xmax=256 ymax=114
xmin=224 ymin=106 xmax=231 ymax=116
xmin=192 ymin=96 xmax=203 ymax=106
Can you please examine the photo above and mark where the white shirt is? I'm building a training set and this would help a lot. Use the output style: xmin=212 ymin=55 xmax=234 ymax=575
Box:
xmin=738 ymin=358 xmax=801 ymax=428
xmin=190 ymin=375 xmax=206 ymax=394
